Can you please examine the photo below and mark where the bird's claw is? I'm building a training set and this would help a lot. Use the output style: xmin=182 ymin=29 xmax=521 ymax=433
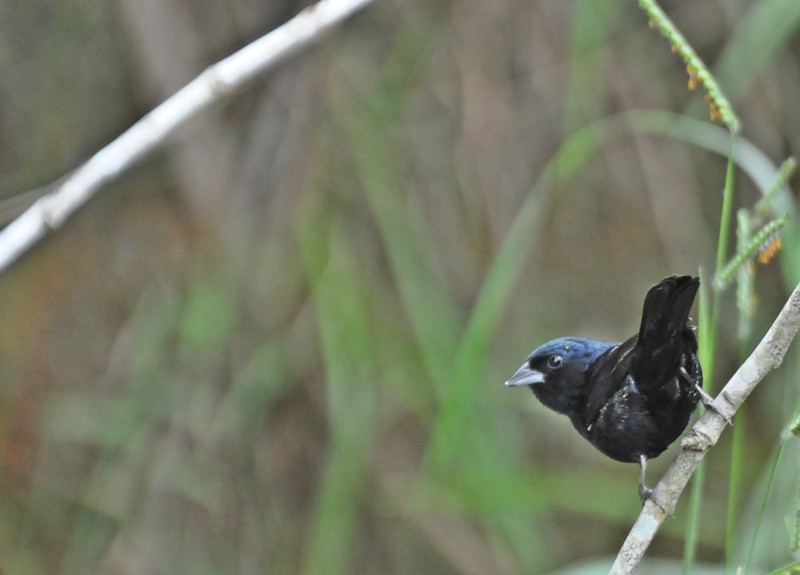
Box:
xmin=679 ymin=366 xmax=733 ymax=427
xmin=693 ymin=382 xmax=733 ymax=427
xmin=638 ymin=484 xmax=654 ymax=505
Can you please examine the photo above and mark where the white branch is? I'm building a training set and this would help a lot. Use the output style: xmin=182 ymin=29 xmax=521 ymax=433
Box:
xmin=610 ymin=280 xmax=800 ymax=574
xmin=0 ymin=0 xmax=378 ymax=273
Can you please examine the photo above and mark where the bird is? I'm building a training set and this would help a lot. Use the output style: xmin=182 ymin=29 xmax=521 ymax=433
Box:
xmin=505 ymin=275 xmax=718 ymax=501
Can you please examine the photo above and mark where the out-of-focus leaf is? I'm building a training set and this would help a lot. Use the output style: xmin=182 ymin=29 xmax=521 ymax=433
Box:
xmin=714 ymin=0 xmax=800 ymax=104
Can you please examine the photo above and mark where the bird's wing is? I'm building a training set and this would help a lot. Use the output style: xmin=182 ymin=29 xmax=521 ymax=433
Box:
xmin=581 ymin=336 xmax=638 ymax=427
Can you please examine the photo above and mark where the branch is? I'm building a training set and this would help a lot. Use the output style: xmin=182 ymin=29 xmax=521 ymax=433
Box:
xmin=0 ymin=0 xmax=377 ymax=274
xmin=610 ymin=280 xmax=800 ymax=574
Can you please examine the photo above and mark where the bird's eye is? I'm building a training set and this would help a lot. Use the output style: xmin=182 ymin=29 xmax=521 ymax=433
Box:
xmin=547 ymin=355 xmax=563 ymax=369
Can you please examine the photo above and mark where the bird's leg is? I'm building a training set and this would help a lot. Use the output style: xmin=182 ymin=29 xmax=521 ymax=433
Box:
xmin=692 ymin=380 xmax=717 ymax=411
xmin=679 ymin=363 xmax=714 ymax=408
xmin=679 ymin=360 xmax=733 ymax=426
xmin=638 ymin=455 xmax=653 ymax=503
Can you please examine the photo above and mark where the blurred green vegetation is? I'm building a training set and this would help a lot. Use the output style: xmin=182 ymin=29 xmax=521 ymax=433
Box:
xmin=0 ymin=0 xmax=800 ymax=573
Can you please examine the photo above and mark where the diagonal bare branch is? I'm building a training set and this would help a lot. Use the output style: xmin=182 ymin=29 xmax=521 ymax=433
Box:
xmin=610 ymin=280 xmax=800 ymax=574
xmin=0 ymin=0 xmax=377 ymax=274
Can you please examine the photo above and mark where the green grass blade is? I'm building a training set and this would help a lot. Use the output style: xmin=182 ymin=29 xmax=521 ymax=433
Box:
xmin=745 ymin=438 xmax=790 ymax=573
xmin=343 ymin=27 xmax=461 ymax=393
xmin=300 ymin=223 xmax=380 ymax=575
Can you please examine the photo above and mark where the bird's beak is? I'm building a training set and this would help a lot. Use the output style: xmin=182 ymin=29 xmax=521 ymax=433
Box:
xmin=505 ymin=362 xmax=545 ymax=387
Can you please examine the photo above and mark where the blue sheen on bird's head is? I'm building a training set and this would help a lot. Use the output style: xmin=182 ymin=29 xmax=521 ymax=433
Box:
xmin=529 ymin=337 xmax=612 ymax=365
xmin=506 ymin=336 xmax=615 ymax=415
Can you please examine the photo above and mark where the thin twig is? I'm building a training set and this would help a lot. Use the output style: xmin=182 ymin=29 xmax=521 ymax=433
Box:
xmin=610 ymin=281 xmax=800 ymax=574
xmin=0 ymin=0 xmax=377 ymax=274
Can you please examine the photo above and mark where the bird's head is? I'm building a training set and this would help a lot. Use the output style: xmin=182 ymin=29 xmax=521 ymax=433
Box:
xmin=505 ymin=337 xmax=613 ymax=414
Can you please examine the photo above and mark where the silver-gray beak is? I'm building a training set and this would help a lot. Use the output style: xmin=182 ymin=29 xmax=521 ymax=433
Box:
xmin=505 ymin=362 xmax=545 ymax=387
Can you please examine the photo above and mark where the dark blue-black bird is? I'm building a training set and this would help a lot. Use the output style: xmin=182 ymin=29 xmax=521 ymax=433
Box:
xmin=505 ymin=275 xmax=716 ymax=501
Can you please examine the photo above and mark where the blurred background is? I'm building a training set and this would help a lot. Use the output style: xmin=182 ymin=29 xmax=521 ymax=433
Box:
xmin=0 ymin=0 xmax=799 ymax=573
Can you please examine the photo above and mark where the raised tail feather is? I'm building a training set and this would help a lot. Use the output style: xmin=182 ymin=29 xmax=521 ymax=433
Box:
xmin=634 ymin=275 xmax=699 ymax=387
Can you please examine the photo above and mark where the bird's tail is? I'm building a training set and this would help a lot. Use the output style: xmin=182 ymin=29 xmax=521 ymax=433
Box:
xmin=635 ymin=275 xmax=699 ymax=386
